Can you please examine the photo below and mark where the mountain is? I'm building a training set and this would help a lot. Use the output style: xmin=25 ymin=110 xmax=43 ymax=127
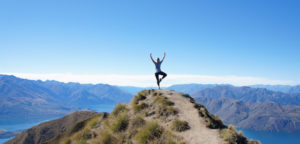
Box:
xmin=0 ymin=75 xmax=132 ymax=118
xmin=191 ymin=86 xmax=300 ymax=132
xmin=119 ymin=83 xmax=300 ymax=95
xmin=167 ymin=84 xmax=219 ymax=94
xmin=192 ymin=85 xmax=300 ymax=106
xmin=119 ymin=84 xmax=223 ymax=95
xmin=195 ymin=97 xmax=300 ymax=132
xmin=5 ymin=111 xmax=98 ymax=144
xmin=6 ymin=90 xmax=260 ymax=144
xmin=0 ymin=129 xmax=21 ymax=139
xmin=250 ymin=85 xmax=300 ymax=94
xmin=117 ymin=86 xmax=144 ymax=95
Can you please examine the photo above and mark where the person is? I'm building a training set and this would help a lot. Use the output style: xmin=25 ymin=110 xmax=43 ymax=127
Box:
xmin=150 ymin=52 xmax=167 ymax=89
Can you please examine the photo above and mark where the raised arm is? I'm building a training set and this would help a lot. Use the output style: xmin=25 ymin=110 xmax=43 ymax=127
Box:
xmin=161 ymin=52 xmax=166 ymax=62
xmin=150 ymin=53 xmax=155 ymax=63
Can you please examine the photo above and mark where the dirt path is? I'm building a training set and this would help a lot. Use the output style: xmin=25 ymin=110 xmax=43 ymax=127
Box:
xmin=157 ymin=89 xmax=225 ymax=144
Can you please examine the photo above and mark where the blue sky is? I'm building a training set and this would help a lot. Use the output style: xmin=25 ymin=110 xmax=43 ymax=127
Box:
xmin=0 ymin=0 xmax=299 ymax=86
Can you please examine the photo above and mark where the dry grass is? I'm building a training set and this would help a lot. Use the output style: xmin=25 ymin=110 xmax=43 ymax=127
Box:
xmin=132 ymin=115 xmax=145 ymax=128
xmin=92 ymin=130 xmax=117 ymax=144
xmin=133 ymin=90 xmax=147 ymax=104
xmin=111 ymin=113 xmax=129 ymax=132
xmin=171 ymin=119 xmax=190 ymax=132
xmin=111 ymin=103 xmax=127 ymax=116
xmin=205 ymin=114 xmax=225 ymax=129
xmin=152 ymin=92 xmax=159 ymax=96
xmin=63 ymin=139 xmax=71 ymax=144
xmin=134 ymin=121 xmax=163 ymax=144
xmin=154 ymin=95 xmax=178 ymax=118
xmin=133 ymin=102 xmax=148 ymax=113
xmin=154 ymin=96 xmax=174 ymax=106
xmin=193 ymin=103 xmax=225 ymax=129
xmin=89 ymin=117 xmax=100 ymax=128
xmin=157 ymin=105 xmax=178 ymax=116
xmin=219 ymin=125 xmax=261 ymax=144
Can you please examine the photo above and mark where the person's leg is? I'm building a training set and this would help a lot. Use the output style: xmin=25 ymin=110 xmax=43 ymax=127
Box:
xmin=159 ymin=72 xmax=167 ymax=82
xmin=155 ymin=72 xmax=160 ymax=89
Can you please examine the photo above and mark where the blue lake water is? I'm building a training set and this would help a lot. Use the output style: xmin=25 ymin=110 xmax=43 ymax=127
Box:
xmin=239 ymin=128 xmax=300 ymax=144
xmin=0 ymin=139 xmax=10 ymax=144
xmin=0 ymin=104 xmax=116 ymax=144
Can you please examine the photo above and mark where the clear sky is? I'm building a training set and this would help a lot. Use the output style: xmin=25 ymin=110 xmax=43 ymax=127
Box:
xmin=0 ymin=0 xmax=299 ymax=86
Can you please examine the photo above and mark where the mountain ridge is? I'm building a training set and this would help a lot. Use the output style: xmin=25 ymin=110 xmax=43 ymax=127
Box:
xmin=192 ymin=85 xmax=300 ymax=106
xmin=0 ymin=75 xmax=132 ymax=119
xmin=195 ymin=97 xmax=300 ymax=132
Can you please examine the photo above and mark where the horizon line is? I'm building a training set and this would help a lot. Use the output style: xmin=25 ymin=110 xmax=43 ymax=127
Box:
xmin=1 ymin=73 xmax=298 ymax=87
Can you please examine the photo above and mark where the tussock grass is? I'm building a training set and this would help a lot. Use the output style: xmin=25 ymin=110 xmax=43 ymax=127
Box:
xmin=111 ymin=113 xmax=129 ymax=132
xmin=138 ymin=90 xmax=148 ymax=96
xmin=133 ymin=102 xmax=148 ymax=113
xmin=111 ymin=103 xmax=127 ymax=116
xmin=64 ymin=138 xmax=71 ymax=144
xmin=171 ymin=119 xmax=190 ymax=132
xmin=89 ymin=117 xmax=100 ymax=128
xmin=155 ymin=96 xmax=174 ymax=106
xmin=194 ymin=103 xmax=225 ymax=129
xmin=182 ymin=94 xmax=195 ymax=103
xmin=166 ymin=106 xmax=178 ymax=115
xmin=157 ymin=105 xmax=178 ymax=116
xmin=154 ymin=95 xmax=178 ymax=117
xmin=152 ymin=92 xmax=159 ymax=96
xmin=220 ymin=125 xmax=245 ymax=144
xmin=132 ymin=90 xmax=148 ymax=114
xmin=132 ymin=115 xmax=145 ymax=128
xmin=133 ymin=94 xmax=146 ymax=104
xmin=134 ymin=121 xmax=163 ymax=144
xmin=132 ymin=90 xmax=147 ymax=104
xmin=205 ymin=114 xmax=225 ymax=129
xmin=220 ymin=125 xmax=260 ymax=144
xmin=92 ymin=130 xmax=116 ymax=144
xmin=72 ymin=127 xmax=90 ymax=144
xmin=71 ymin=120 xmax=87 ymax=133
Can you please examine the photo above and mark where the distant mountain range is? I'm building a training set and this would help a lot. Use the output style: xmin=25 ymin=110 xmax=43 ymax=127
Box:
xmin=196 ymin=97 xmax=300 ymax=132
xmin=0 ymin=75 xmax=132 ymax=119
xmin=0 ymin=129 xmax=21 ymax=139
xmin=250 ymin=84 xmax=300 ymax=93
xmin=1 ymin=74 xmax=300 ymax=132
xmin=118 ymin=84 xmax=223 ymax=95
xmin=191 ymin=86 xmax=300 ymax=132
xmin=119 ymin=84 xmax=300 ymax=95
xmin=192 ymin=86 xmax=300 ymax=106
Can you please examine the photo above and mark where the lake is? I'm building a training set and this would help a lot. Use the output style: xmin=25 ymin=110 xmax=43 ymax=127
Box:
xmin=0 ymin=104 xmax=116 ymax=144
xmin=239 ymin=128 xmax=300 ymax=144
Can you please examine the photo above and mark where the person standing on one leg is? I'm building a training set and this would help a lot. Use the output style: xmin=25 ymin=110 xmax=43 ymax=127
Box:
xmin=150 ymin=52 xmax=167 ymax=89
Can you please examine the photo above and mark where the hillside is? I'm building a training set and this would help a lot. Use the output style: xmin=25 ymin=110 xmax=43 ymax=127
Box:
xmin=192 ymin=86 xmax=300 ymax=106
xmin=0 ymin=75 xmax=132 ymax=118
xmin=191 ymin=86 xmax=300 ymax=132
xmin=168 ymin=84 xmax=218 ymax=94
xmin=196 ymin=97 xmax=300 ymax=132
xmin=7 ymin=89 xmax=260 ymax=144
xmin=5 ymin=111 xmax=98 ymax=144
xmin=0 ymin=129 xmax=21 ymax=139
xmin=250 ymin=85 xmax=300 ymax=93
